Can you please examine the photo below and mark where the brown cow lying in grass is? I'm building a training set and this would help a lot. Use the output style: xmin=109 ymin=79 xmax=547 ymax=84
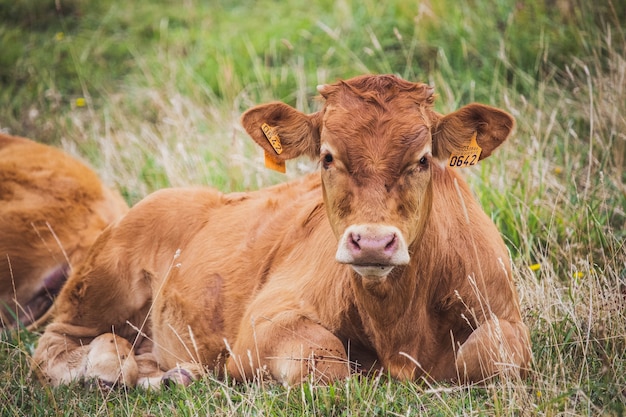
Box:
xmin=32 ymin=74 xmax=531 ymax=388
xmin=0 ymin=134 xmax=128 ymax=328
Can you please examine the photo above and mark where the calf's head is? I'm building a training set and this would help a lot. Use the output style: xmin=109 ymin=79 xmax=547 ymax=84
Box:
xmin=242 ymin=74 xmax=514 ymax=279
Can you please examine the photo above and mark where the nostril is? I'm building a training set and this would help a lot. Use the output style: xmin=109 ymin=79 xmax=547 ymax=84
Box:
xmin=384 ymin=234 xmax=397 ymax=251
xmin=349 ymin=233 xmax=362 ymax=251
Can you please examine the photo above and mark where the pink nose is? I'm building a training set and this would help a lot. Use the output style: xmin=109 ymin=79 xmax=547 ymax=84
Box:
xmin=347 ymin=231 xmax=398 ymax=264
xmin=335 ymin=225 xmax=410 ymax=266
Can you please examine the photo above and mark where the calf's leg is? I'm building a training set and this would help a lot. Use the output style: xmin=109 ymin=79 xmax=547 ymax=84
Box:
xmin=454 ymin=318 xmax=531 ymax=383
xmin=84 ymin=333 xmax=138 ymax=388
xmin=227 ymin=310 xmax=350 ymax=385
xmin=32 ymin=228 xmax=152 ymax=387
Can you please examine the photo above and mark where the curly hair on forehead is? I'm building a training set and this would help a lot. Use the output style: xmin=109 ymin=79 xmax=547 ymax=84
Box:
xmin=318 ymin=74 xmax=436 ymax=108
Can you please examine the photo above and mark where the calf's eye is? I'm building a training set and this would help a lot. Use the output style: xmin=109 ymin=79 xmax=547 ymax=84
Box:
xmin=322 ymin=153 xmax=334 ymax=169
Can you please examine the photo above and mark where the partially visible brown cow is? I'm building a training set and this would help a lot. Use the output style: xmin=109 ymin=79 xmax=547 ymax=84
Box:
xmin=0 ymin=134 xmax=128 ymax=327
xmin=32 ymin=75 xmax=531 ymax=388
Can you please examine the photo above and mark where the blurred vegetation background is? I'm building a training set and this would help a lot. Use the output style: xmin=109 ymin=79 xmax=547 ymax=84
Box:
xmin=2 ymin=0 xmax=623 ymax=136
xmin=1 ymin=0 xmax=625 ymax=415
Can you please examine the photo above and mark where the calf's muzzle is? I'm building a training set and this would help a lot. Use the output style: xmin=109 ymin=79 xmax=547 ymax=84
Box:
xmin=335 ymin=224 xmax=410 ymax=277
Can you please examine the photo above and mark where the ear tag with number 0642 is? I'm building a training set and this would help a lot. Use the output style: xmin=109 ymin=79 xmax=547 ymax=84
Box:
xmin=261 ymin=123 xmax=286 ymax=173
xmin=448 ymin=131 xmax=482 ymax=168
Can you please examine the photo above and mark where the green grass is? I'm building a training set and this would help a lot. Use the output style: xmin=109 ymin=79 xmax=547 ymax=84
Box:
xmin=1 ymin=0 xmax=625 ymax=415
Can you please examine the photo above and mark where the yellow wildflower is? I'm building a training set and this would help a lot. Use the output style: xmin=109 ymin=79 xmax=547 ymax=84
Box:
xmin=75 ymin=98 xmax=86 ymax=107
xmin=529 ymin=263 xmax=541 ymax=272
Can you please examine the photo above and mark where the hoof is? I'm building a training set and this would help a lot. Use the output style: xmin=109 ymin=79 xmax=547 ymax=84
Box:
xmin=83 ymin=377 xmax=117 ymax=392
xmin=161 ymin=368 xmax=195 ymax=388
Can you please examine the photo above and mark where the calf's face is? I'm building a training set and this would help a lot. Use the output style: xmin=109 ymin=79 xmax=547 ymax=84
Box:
xmin=242 ymin=75 xmax=514 ymax=280
xmin=317 ymin=81 xmax=435 ymax=278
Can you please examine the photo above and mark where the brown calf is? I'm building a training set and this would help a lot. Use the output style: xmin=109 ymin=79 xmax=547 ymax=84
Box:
xmin=0 ymin=134 xmax=128 ymax=327
xmin=32 ymin=75 xmax=531 ymax=388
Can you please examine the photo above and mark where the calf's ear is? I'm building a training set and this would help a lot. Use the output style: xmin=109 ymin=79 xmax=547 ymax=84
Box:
xmin=241 ymin=102 xmax=322 ymax=161
xmin=432 ymin=103 xmax=514 ymax=162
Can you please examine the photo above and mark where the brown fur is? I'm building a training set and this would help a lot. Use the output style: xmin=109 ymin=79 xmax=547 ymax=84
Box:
xmin=0 ymin=134 xmax=128 ymax=327
xmin=32 ymin=75 xmax=531 ymax=388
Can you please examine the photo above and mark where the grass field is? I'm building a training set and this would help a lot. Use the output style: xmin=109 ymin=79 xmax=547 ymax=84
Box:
xmin=1 ymin=0 xmax=625 ymax=415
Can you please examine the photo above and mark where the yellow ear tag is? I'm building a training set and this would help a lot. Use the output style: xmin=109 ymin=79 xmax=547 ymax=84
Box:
xmin=448 ymin=131 xmax=482 ymax=168
xmin=261 ymin=123 xmax=285 ymax=173
xmin=261 ymin=123 xmax=283 ymax=155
